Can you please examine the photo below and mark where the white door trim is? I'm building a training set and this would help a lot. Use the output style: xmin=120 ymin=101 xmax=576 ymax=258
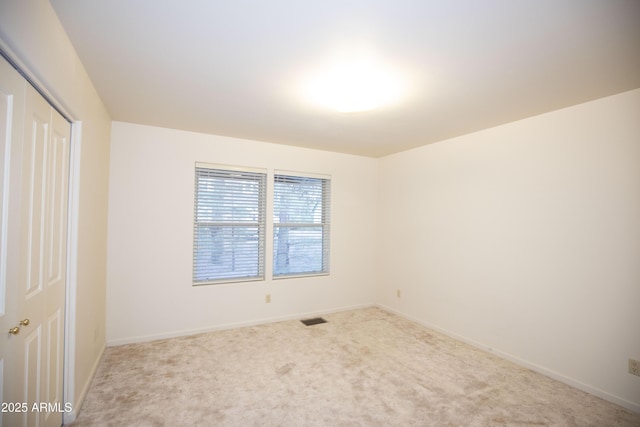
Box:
xmin=62 ymin=121 xmax=81 ymax=424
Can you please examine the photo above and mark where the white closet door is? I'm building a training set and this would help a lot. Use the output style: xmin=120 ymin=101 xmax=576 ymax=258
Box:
xmin=1 ymin=56 xmax=70 ymax=427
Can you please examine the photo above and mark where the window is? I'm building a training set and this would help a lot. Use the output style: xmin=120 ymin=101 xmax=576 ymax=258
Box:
xmin=193 ymin=165 xmax=266 ymax=284
xmin=273 ymin=174 xmax=330 ymax=277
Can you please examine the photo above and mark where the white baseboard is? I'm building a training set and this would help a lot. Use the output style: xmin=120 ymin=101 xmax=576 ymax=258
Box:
xmin=106 ymin=303 xmax=374 ymax=347
xmin=376 ymin=303 xmax=640 ymax=414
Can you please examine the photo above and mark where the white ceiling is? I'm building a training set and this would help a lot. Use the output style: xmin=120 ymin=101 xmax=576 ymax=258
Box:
xmin=50 ymin=0 xmax=640 ymax=157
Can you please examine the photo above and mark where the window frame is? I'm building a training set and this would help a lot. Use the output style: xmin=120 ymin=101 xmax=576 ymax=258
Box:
xmin=192 ymin=163 xmax=267 ymax=285
xmin=272 ymin=171 xmax=331 ymax=279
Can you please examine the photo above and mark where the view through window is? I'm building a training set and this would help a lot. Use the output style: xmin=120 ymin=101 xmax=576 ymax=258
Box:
xmin=273 ymin=174 xmax=330 ymax=277
xmin=193 ymin=166 xmax=266 ymax=284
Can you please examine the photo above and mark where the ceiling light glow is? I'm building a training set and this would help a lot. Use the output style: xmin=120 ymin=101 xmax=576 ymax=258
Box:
xmin=301 ymin=53 xmax=406 ymax=113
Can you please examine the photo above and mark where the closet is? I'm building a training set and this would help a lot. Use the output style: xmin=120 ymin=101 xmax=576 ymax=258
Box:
xmin=1 ymin=55 xmax=71 ymax=427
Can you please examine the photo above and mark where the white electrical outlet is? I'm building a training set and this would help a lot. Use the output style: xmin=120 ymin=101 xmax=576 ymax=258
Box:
xmin=629 ymin=358 xmax=640 ymax=377
xmin=265 ymin=294 xmax=271 ymax=303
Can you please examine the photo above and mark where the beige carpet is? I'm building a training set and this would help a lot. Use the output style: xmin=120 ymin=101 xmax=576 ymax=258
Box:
xmin=70 ymin=307 xmax=640 ymax=426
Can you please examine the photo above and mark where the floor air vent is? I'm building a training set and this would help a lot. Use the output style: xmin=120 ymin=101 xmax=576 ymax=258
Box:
xmin=301 ymin=317 xmax=327 ymax=326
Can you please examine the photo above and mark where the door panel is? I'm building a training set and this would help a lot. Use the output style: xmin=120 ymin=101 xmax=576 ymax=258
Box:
xmin=46 ymin=112 xmax=69 ymax=289
xmin=44 ymin=309 xmax=62 ymax=427
xmin=24 ymin=326 xmax=41 ymax=427
xmin=22 ymin=86 xmax=50 ymax=303
xmin=42 ymin=97 xmax=69 ymax=427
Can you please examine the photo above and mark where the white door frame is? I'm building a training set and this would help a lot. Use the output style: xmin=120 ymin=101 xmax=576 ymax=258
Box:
xmin=63 ymin=120 xmax=81 ymax=424
xmin=0 ymin=43 xmax=80 ymax=424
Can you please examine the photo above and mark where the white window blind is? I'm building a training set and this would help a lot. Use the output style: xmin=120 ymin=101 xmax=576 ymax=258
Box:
xmin=193 ymin=166 xmax=266 ymax=284
xmin=273 ymin=174 xmax=330 ymax=277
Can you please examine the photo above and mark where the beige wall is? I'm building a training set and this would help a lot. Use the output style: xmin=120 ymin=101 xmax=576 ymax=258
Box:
xmin=377 ymin=89 xmax=640 ymax=411
xmin=0 ymin=0 xmax=111 ymax=419
xmin=106 ymin=122 xmax=378 ymax=344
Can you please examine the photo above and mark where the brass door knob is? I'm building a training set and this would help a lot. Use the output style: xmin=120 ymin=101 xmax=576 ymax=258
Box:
xmin=8 ymin=327 xmax=19 ymax=335
xmin=19 ymin=319 xmax=30 ymax=326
